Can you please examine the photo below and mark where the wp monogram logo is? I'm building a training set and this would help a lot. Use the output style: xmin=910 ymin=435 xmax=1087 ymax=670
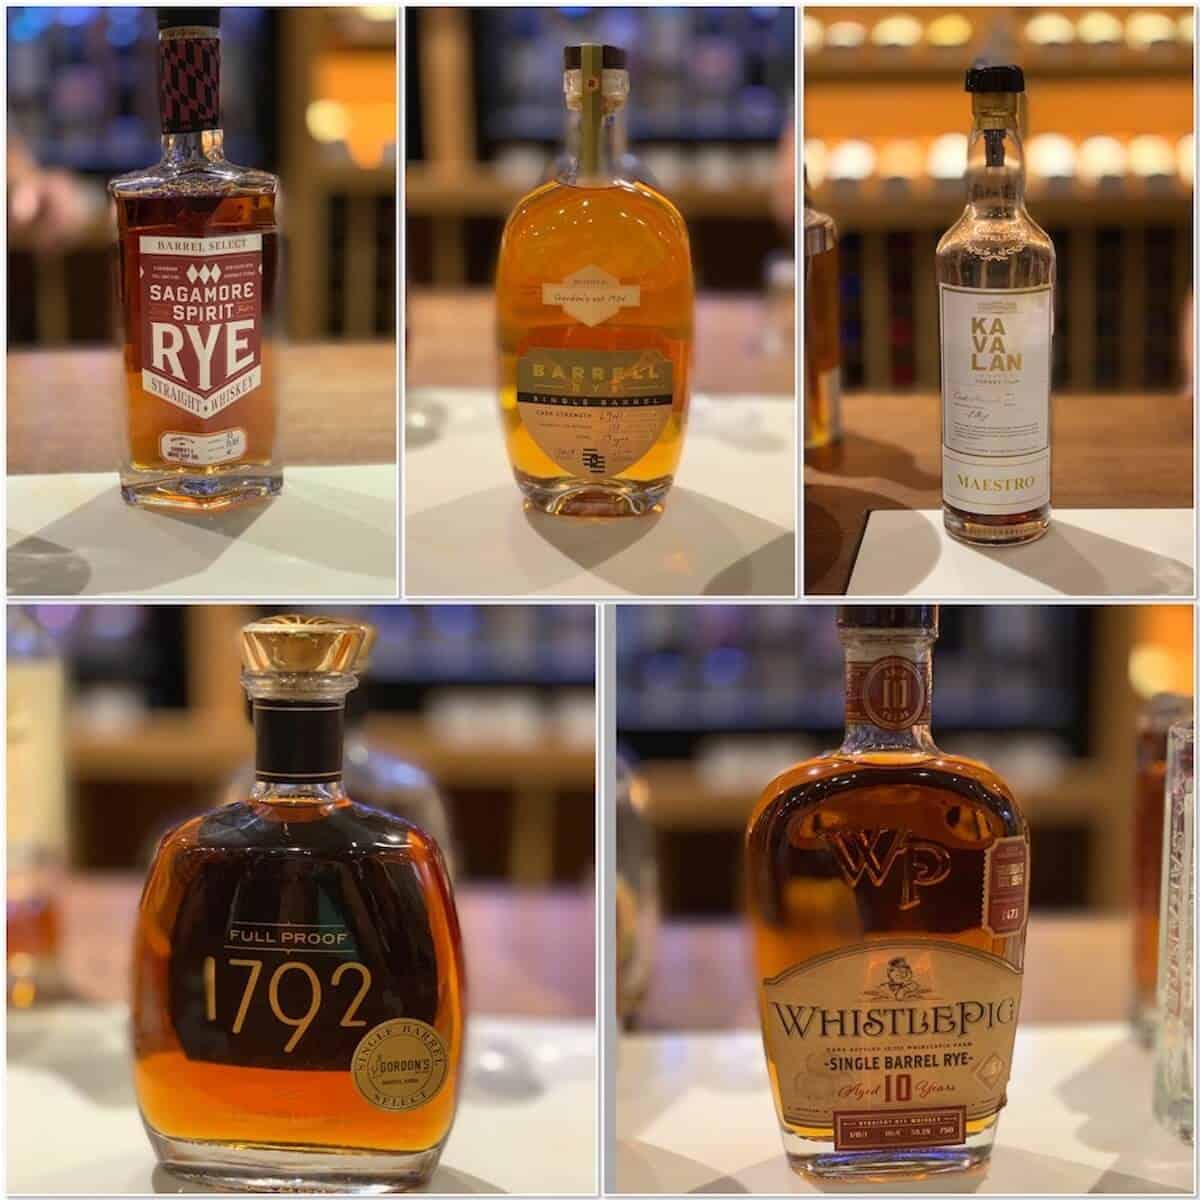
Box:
xmin=827 ymin=828 xmax=950 ymax=910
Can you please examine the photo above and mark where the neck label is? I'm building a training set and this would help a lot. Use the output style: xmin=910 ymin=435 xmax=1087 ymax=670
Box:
xmin=160 ymin=34 xmax=220 ymax=133
xmin=846 ymin=655 xmax=930 ymax=730
xmin=254 ymin=701 xmax=344 ymax=783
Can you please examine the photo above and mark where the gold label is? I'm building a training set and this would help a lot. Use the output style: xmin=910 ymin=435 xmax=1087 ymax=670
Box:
xmin=761 ymin=940 xmax=1022 ymax=1142
xmin=352 ymin=1018 xmax=449 ymax=1111
xmin=516 ymin=347 xmax=673 ymax=478
xmin=541 ymin=265 xmax=640 ymax=327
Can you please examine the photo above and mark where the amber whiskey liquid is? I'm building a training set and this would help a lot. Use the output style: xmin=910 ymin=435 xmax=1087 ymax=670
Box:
xmin=109 ymin=10 xmax=281 ymax=512
xmin=746 ymin=607 xmax=1029 ymax=1180
xmin=496 ymin=43 xmax=694 ymax=516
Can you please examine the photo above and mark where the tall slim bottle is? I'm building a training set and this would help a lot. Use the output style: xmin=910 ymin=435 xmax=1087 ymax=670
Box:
xmin=936 ymin=66 xmax=1054 ymax=546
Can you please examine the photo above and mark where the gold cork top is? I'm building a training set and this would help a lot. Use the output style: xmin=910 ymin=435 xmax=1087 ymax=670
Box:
xmin=240 ymin=615 xmax=364 ymax=674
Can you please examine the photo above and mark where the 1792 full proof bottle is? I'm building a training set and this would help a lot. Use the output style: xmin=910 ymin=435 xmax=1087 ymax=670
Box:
xmin=133 ymin=616 xmax=464 ymax=1192
xmin=936 ymin=66 xmax=1055 ymax=546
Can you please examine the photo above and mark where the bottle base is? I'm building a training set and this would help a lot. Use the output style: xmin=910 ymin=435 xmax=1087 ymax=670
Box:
xmin=515 ymin=470 xmax=672 ymax=517
xmin=781 ymin=1126 xmax=994 ymax=1182
xmin=145 ymin=1127 xmax=444 ymax=1194
xmin=943 ymin=504 xmax=1050 ymax=547
xmin=121 ymin=465 xmax=283 ymax=513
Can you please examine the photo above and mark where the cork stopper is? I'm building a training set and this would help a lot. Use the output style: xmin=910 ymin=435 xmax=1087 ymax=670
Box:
xmin=240 ymin=615 xmax=364 ymax=675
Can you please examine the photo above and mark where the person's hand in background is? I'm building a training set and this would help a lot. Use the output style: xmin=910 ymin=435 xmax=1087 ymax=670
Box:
xmin=8 ymin=137 xmax=110 ymax=253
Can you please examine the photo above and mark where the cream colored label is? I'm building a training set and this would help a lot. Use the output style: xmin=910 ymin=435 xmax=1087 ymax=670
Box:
xmin=352 ymin=1018 xmax=449 ymax=1111
xmin=541 ymin=265 xmax=640 ymax=327
xmin=160 ymin=428 xmax=246 ymax=465
xmin=517 ymin=347 xmax=673 ymax=477
xmin=940 ymin=283 xmax=1051 ymax=516
xmin=6 ymin=658 xmax=69 ymax=860
xmin=761 ymin=940 xmax=1022 ymax=1132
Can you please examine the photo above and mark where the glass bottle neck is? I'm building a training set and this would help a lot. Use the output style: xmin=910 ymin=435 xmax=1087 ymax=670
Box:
xmin=251 ymin=779 xmax=347 ymax=805
xmin=839 ymin=633 xmax=937 ymax=755
xmin=160 ymin=129 xmax=227 ymax=168
xmin=965 ymin=103 xmax=1027 ymax=218
xmin=562 ymin=108 xmax=628 ymax=186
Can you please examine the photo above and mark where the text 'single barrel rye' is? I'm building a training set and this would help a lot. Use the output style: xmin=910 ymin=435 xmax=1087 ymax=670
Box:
xmin=744 ymin=605 xmax=1030 ymax=1181
xmin=109 ymin=7 xmax=282 ymax=512
xmin=936 ymin=65 xmax=1055 ymax=546
xmin=495 ymin=43 xmax=695 ymax=517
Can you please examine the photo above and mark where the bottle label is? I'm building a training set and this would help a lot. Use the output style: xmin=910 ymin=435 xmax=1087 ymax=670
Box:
xmin=253 ymin=701 xmax=344 ymax=784
xmin=160 ymin=428 xmax=246 ymax=466
xmin=516 ymin=346 xmax=674 ymax=477
xmin=542 ymin=264 xmax=640 ymax=327
xmin=845 ymin=655 xmax=930 ymax=730
xmin=138 ymin=233 xmax=264 ymax=426
xmin=167 ymin=863 xmax=445 ymax=1074
xmin=939 ymin=283 xmax=1052 ymax=516
xmin=159 ymin=31 xmax=220 ymax=134
xmin=352 ymin=1018 xmax=450 ymax=1111
xmin=760 ymin=940 xmax=1023 ymax=1146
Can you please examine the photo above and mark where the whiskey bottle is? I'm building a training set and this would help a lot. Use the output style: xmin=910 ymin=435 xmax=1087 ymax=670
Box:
xmin=936 ymin=66 xmax=1054 ymax=546
xmin=496 ymin=44 xmax=694 ymax=517
xmin=746 ymin=606 xmax=1030 ymax=1180
xmin=1132 ymin=692 xmax=1192 ymax=1044
xmin=7 ymin=610 xmax=69 ymax=1009
xmin=804 ymin=170 xmax=841 ymax=450
xmin=110 ymin=8 xmax=281 ymax=512
xmin=133 ymin=616 xmax=464 ymax=1191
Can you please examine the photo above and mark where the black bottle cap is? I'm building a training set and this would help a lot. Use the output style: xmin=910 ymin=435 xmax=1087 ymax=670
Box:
xmin=965 ymin=64 xmax=1025 ymax=94
xmin=837 ymin=606 xmax=939 ymax=633
xmin=564 ymin=44 xmax=627 ymax=69
xmin=158 ymin=8 xmax=220 ymax=31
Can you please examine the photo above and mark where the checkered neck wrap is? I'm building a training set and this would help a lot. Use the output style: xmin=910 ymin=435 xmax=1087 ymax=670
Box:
xmin=159 ymin=32 xmax=220 ymax=134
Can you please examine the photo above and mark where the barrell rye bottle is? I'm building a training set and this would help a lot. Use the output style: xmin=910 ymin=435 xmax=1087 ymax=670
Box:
xmin=746 ymin=606 xmax=1030 ymax=1180
xmin=495 ymin=43 xmax=694 ymax=517
xmin=936 ymin=66 xmax=1055 ymax=545
xmin=110 ymin=7 xmax=281 ymax=512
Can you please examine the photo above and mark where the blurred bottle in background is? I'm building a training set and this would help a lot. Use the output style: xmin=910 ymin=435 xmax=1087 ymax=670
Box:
xmin=1153 ymin=719 xmax=1193 ymax=1141
xmin=1132 ymin=692 xmax=1192 ymax=1044
xmin=616 ymin=752 xmax=659 ymax=1027
xmin=804 ymin=170 xmax=841 ymax=450
xmin=7 ymin=610 xmax=70 ymax=1008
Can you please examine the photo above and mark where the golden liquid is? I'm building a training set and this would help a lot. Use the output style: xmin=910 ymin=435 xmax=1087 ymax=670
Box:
xmin=496 ymin=178 xmax=693 ymax=510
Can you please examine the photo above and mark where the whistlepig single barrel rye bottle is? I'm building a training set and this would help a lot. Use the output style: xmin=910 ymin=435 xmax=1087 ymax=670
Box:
xmin=746 ymin=606 xmax=1030 ymax=1180
xmin=936 ymin=66 xmax=1055 ymax=545
xmin=496 ymin=43 xmax=694 ymax=516
xmin=110 ymin=8 xmax=281 ymax=511
xmin=133 ymin=617 xmax=464 ymax=1191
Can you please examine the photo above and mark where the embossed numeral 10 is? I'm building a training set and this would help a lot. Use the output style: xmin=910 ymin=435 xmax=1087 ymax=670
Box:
xmin=202 ymin=956 xmax=372 ymax=1052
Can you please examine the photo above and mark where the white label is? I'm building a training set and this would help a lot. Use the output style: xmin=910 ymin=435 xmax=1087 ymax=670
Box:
xmin=939 ymin=284 xmax=1052 ymax=516
xmin=542 ymin=264 xmax=640 ymax=327
xmin=159 ymin=428 xmax=247 ymax=466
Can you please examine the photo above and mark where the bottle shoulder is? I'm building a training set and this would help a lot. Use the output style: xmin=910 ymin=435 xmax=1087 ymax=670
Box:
xmin=110 ymin=158 xmax=278 ymax=201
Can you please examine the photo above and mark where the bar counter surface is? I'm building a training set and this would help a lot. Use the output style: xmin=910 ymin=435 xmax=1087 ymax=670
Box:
xmin=806 ymin=390 xmax=1194 ymax=594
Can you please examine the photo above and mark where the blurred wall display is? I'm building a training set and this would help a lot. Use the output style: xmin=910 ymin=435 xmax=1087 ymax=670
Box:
xmin=407 ymin=6 xmax=795 ymax=290
xmin=12 ymin=604 xmax=594 ymax=886
xmin=803 ymin=5 xmax=1193 ymax=392
xmin=7 ymin=6 xmax=397 ymax=345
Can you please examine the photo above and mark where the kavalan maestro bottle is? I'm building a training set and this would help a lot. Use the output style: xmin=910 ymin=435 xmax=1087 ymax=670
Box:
xmin=746 ymin=606 xmax=1029 ymax=1180
xmin=133 ymin=617 xmax=464 ymax=1191
xmin=936 ymin=66 xmax=1055 ymax=545
xmin=110 ymin=8 xmax=281 ymax=511
xmin=496 ymin=44 xmax=694 ymax=516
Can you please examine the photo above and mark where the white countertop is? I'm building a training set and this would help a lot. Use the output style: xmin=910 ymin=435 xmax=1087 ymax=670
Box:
xmin=847 ymin=509 xmax=1194 ymax=597
xmin=404 ymin=389 xmax=796 ymax=597
xmin=615 ymin=1025 xmax=1194 ymax=1194
xmin=7 ymin=464 xmax=398 ymax=598
xmin=8 ymin=1004 xmax=596 ymax=1195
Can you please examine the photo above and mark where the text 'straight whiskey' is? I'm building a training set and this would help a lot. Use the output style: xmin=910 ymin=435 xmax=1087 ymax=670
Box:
xmin=110 ymin=7 xmax=281 ymax=512
xmin=495 ymin=44 xmax=694 ymax=517
xmin=936 ymin=66 xmax=1055 ymax=546
xmin=745 ymin=607 xmax=1030 ymax=1181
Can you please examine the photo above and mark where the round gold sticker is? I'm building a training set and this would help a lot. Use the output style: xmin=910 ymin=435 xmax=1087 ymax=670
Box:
xmin=352 ymin=1018 xmax=449 ymax=1111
